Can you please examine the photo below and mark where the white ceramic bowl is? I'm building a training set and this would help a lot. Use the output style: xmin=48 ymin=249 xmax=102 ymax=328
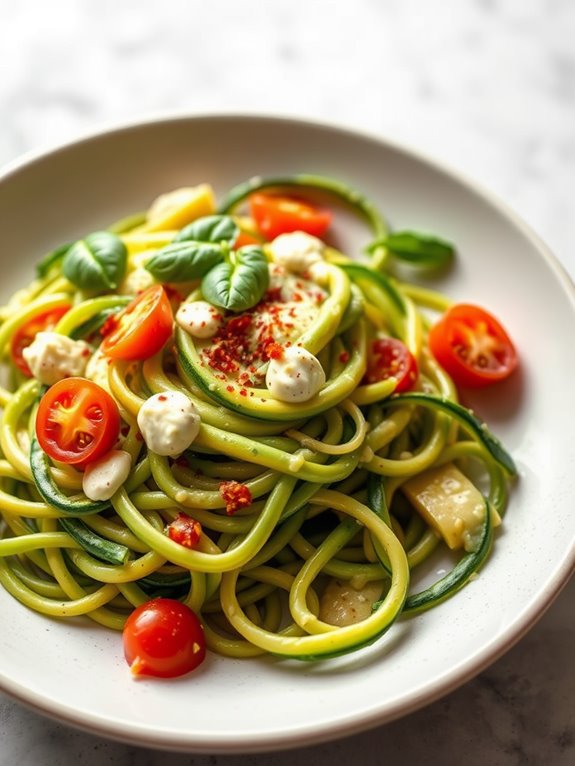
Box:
xmin=0 ymin=115 xmax=573 ymax=753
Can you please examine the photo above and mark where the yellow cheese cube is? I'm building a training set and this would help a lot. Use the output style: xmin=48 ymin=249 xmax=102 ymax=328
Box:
xmin=136 ymin=184 xmax=217 ymax=234
xmin=402 ymin=463 xmax=500 ymax=552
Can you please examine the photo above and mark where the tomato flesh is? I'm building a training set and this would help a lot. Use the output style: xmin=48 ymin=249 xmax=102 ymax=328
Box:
xmin=36 ymin=378 xmax=121 ymax=467
xmin=364 ymin=337 xmax=418 ymax=392
xmin=249 ymin=193 xmax=332 ymax=240
xmin=428 ymin=303 xmax=518 ymax=388
xmin=123 ymin=598 xmax=206 ymax=678
xmin=101 ymin=285 xmax=173 ymax=361
xmin=11 ymin=303 xmax=71 ymax=376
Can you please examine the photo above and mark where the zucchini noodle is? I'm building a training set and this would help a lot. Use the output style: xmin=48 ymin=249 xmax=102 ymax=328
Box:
xmin=0 ymin=174 xmax=517 ymax=666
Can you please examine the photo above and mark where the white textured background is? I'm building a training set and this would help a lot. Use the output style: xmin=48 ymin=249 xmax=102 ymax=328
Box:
xmin=0 ymin=0 xmax=574 ymax=764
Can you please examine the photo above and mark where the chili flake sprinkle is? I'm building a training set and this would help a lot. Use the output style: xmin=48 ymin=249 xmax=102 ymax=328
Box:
xmin=167 ymin=513 xmax=202 ymax=548
xmin=219 ymin=480 xmax=253 ymax=516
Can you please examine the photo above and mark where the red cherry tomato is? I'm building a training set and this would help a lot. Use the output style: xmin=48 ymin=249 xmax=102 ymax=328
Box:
xmin=101 ymin=285 xmax=173 ymax=361
xmin=249 ymin=193 xmax=332 ymax=240
xmin=428 ymin=303 xmax=518 ymax=388
xmin=364 ymin=337 xmax=418 ymax=392
xmin=11 ymin=303 xmax=72 ymax=377
xmin=36 ymin=377 xmax=121 ymax=467
xmin=123 ymin=598 xmax=206 ymax=678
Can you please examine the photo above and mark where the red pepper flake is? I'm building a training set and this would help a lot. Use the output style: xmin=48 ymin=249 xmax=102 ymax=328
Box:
xmin=239 ymin=388 xmax=248 ymax=397
xmin=219 ymin=481 xmax=252 ymax=516
xmin=266 ymin=341 xmax=284 ymax=360
xmin=82 ymin=348 xmax=91 ymax=358
xmin=158 ymin=394 xmax=167 ymax=401
xmin=167 ymin=512 xmax=202 ymax=548
xmin=226 ymin=385 xmax=235 ymax=393
xmin=339 ymin=351 xmax=350 ymax=364
xmin=100 ymin=314 xmax=118 ymax=338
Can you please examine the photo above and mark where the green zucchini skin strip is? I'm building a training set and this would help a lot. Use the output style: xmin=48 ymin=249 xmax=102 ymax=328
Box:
xmin=217 ymin=174 xmax=388 ymax=240
xmin=30 ymin=439 xmax=109 ymax=515
xmin=386 ymin=393 xmax=517 ymax=476
xmin=401 ymin=499 xmax=493 ymax=616
xmin=58 ymin=518 xmax=130 ymax=566
xmin=340 ymin=263 xmax=406 ymax=317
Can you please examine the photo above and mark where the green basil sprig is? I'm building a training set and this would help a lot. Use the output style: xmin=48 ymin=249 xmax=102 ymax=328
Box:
xmin=202 ymin=246 xmax=270 ymax=313
xmin=369 ymin=231 xmax=455 ymax=269
xmin=145 ymin=215 xmax=238 ymax=282
xmin=145 ymin=215 xmax=269 ymax=312
xmin=63 ymin=232 xmax=127 ymax=291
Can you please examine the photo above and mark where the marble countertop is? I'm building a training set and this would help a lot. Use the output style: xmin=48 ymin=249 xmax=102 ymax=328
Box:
xmin=0 ymin=0 xmax=573 ymax=763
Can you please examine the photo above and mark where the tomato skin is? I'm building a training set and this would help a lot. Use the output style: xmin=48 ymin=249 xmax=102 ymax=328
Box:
xmin=428 ymin=303 xmax=518 ymax=388
xmin=364 ymin=337 xmax=418 ymax=392
xmin=11 ymin=303 xmax=72 ymax=376
xmin=36 ymin=378 xmax=121 ymax=467
xmin=123 ymin=598 xmax=206 ymax=679
xmin=101 ymin=285 xmax=173 ymax=361
xmin=249 ymin=193 xmax=332 ymax=240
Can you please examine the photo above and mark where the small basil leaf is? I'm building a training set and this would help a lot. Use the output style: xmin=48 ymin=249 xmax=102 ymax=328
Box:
xmin=63 ymin=232 xmax=127 ymax=291
xmin=175 ymin=215 xmax=239 ymax=245
xmin=371 ymin=231 xmax=455 ymax=269
xmin=145 ymin=242 xmax=225 ymax=282
xmin=201 ymin=246 xmax=269 ymax=312
xmin=36 ymin=242 xmax=72 ymax=278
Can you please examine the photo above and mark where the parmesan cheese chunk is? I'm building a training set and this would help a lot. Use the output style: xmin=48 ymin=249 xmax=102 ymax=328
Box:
xmin=402 ymin=463 xmax=500 ymax=551
xmin=319 ymin=579 xmax=384 ymax=627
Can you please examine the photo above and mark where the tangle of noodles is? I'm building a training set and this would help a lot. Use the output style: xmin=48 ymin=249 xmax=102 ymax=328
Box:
xmin=0 ymin=175 xmax=516 ymax=662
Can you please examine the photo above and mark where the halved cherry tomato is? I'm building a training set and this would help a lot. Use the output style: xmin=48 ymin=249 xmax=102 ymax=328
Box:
xmin=428 ymin=303 xmax=518 ymax=388
xmin=364 ymin=337 xmax=418 ymax=392
xmin=249 ymin=193 xmax=332 ymax=240
xmin=123 ymin=598 xmax=206 ymax=678
xmin=101 ymin=285 xmax=173 ymax=361
xmin=36 ymin=377 xmax=121 ymax=467
xmin=11 ymin=303 xmax=72 ymax=376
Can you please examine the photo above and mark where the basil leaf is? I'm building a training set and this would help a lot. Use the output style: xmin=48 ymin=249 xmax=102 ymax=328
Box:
xmin=201 ymin=246 xmax=269 ymax=312
xmin=36 ymin=242 xmax=72 ymax=278
xmin=146 ymin=215 xmax=239 ymax=283
xmin=63 ymin=232 xmax=127 ymax=291
xmin=370 ymin=231 xmax=455 ymax=269
xmin=175 ymin=215 xmax=239 ymax=245
xmin=146 ymin=242 xmax=225 ymax=282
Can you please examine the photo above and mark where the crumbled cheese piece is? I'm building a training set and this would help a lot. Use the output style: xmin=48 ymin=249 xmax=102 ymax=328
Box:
xmin=85 ymin=347 xmax=112 ymax=392
xmin=137 ymin=391 xmax=201 ymax=456
xmin=176 ymin=301 xmax=223 ymax=339
xmin=82 ymin=450 xmax=132 ymax=501
xmin=120 ymin=266 xmax=156 ymax=296
xmin=268 ymin=231 xmax=325 ymax=274
xmin=23 ymin=332 xmax=90 ymax=385
xmin=265 ymin=346 xmax=325 ymax=403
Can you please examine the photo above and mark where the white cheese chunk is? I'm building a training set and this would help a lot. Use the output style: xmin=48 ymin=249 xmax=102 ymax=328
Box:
xmin=85 ymin=347 xmax=112 ymax=392
xmin=268 ymin=231 xmax=325 ymax=274
xmin=265 ymin=346 xmax=326 ymax=403
xmin=119 ymin=266 xmax=156 ymax=296
xmin=22 ymin=331 xmax=90 ymax=385
xmin=137 ymin=391 xmax=201 ymax=456
xmin=176 ymin=301 xmax=223 ymax=339
xmin=82 ymin=450 xmax=132 ymax=501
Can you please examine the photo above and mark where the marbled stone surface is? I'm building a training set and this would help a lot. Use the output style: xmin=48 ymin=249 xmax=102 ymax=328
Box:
xmin=0 ymin=0 xmax=573 ymax=763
